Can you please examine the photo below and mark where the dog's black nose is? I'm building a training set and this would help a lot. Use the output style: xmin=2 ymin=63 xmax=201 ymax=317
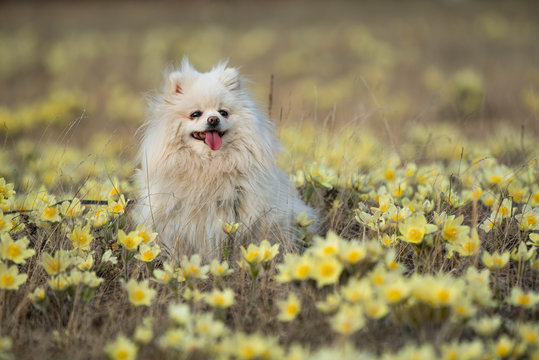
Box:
xmin=207 ymin=116 xmax=220 ymax=127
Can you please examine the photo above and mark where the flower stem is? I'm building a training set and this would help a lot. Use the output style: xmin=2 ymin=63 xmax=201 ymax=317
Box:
xmin=223 ymin=234 xmax=234 ymax=262
xmin=0 ymin=290 xmax=5 ymax=334
xmin=123 ymin=249 xmax=129 ymax=280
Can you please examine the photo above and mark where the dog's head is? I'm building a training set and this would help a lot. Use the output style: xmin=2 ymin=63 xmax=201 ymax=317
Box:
xmin=141 ymin=59 xmax=276 ymax=175
xmin=167 ymin=60 xmax=243 ymax=152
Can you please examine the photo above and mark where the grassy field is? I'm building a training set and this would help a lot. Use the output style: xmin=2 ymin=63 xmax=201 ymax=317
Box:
xmin=0 ymin=1 xmax=538 ymax=359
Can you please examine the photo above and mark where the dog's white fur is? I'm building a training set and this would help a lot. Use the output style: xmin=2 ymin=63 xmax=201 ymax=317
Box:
xmin=134 ymin=60 xmax=314 ymax=257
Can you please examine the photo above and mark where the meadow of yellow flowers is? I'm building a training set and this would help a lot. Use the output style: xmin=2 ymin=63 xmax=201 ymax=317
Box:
xmin=1 ymin=1 xmax=539 ymax=359
xmin=0 ymin=120 xmax=538 ymax=359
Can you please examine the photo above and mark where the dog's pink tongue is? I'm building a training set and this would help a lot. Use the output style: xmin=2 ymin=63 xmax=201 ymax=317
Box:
xmin=204 ymin=131 xmax=222 ymax=151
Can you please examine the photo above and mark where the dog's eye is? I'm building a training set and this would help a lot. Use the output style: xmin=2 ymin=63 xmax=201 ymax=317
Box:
xmin=190 ymin=111 xmax=202 ymax=119
xmin=218 ymin=110 xmax=229 ymax=117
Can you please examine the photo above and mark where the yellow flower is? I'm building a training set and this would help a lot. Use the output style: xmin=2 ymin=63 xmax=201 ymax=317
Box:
xmin=445 ymin=228 xmax=481 ymax=258
xmin=384 ymin=249 xmax=405 ymax=272
xmin=152 ymin=262 xmax=175 ymax=284
xmin=291 ymin=255 xmax=313 ymax=281
xmin=28 ymin=286 xmax=46 ymax=303
xmin=0 ymin=262 xmax=27 ymax=290
xmin=305 ymin=162 xmax=336 ymax=189
xmin=315 ymin=293 xmax=342 ymax=314
xmin=516 ymin=323 xmax=539 ymax=346
xmin=117 ymin=230 xmax=143 ymax=251
xmin=511 ymin=241 xmax=536 ymax=262
xmin=275 ymin=254 xmax=307 ymax=283
xmin=311 ymin=231 xmax=342 ymax=257
xmin=355 ymin=209 xmax=384 ymax=230
xmin=108 ymin=194 xmax=127 ymax=217
xmin=41 ymin=250 xmax=72 ymax=275
xmin=341 ymin=277 xmax=373 ymax=304
xmin=258 ymin=240 xmax=279 ymax=262
xmin=386 ymin=204 xmax=412 ymax=223
xmin=168 ymin=303 xmax=191 ymax=325
xmin=0 ymin=178 xmax=15 ymax=201
xmin=479 ymin=213 xmax=499 ymax=233
xmin=508 ymin=287 xmax=539 ymax=308
xmin=75 ymin=253 xmax=94 ymax=271
xmin=0 ymin=234 xmax=35 ymax=264
xmin=384 ymin=168 xmax=395 ymax=181
xmin=0 ymin=211 xmax=15 ymax=232
xmin=405 ymin=163 xmax=417 ymax=178
xmin=240 ymin=244 xmax=263 ymax=264
xmin=219 ymin=219 xmax=242 ymax=235
xmin=363 ymin=299 xmax=389 ymax=319
xmin=491 ymin=335 xmax=514 ymax=358
xmin=68 ymin=269 xmax=83 ymax=286
xmin=531 ymin=190 xmax=539 ymax=207
xmin=59 ymin=198 xmax=85 ymax=219
xmin=204 ymin=288 xmax=235 ymax=309
xmin=195 ymin=313 xmax=226 ymax=338
xmin=411 ymin=274 xmax=462 ymax=308
xmin=68 ymin=224 xmax=93 ymax=251
xmin=108 ymin=183 xmax=122 ymax=199
xmin=516 ymin=206 xmax=538 ymax=231
xmin=495 ymin=198 xmax=513 ymax=219
xmin=125 ymin=278 xmax=156 ymax=307
xmin=39 ymin=205 xmax=61 ymax=222
xmin=179 ymin=254 xmax=209 ymax=280
xmin=464 ymin=267 xmax=495 ymax=307
xmin=481 ymin=251 xmax=510 ymax=270
xmin=382 ymin=279 xmax=410 ymax=304
xmin=311 ymin=256 xmax=343 ymax=288
xmin=470 ymin=316 xmax=502 ymax=337
xmin=81 ymin=272 xmax=103 ymax=288
xmin=104 ymin=334 xmax=138 ymax=360
xmin=135 ymin=223 xmax=158 ymax=244
xmin=380 ymin=233 xmax=398 ymax=248
xmin=368 ymin=264 xmax=389 ymax=287
xmin=90 ymin=207 xmax=109 ymax=228
xmin=134 ymin=243 xmax=161 ymax=262
xmin=442 ymin=215 xmax=470 ymax=242
xmin=209 ymin=259 xmax=233 ymax=278
xmin=158 ymin=328 xmax=185 ymax=350
xmin=330 ymin=304 xmax=365 ymax=335
xmin=232 ymin=332 xmax=269 ymax=360
xmin=398 ymin=214 xmax=437 ymax=244
xmin=451 ymin=298 xmax=477 ymax=320
xmin=484 ymin=166 xmax=512 ymax=186
xmin=277 ymin=293 xmax=301 ymax=322
xmin=339 ymin=241 xmax=367 ymax=265
xmin=134 ymin=317 xmax=153 ymax=345
xmin=441 ymin=340 xmax=484 ymax=360
xmin=48 ymin=274 xmax=71 ymax=291
xmin=509 ymin=185 xmax=524 ymax=203
xmin=481 ymin=193 xmax=496 ymax=208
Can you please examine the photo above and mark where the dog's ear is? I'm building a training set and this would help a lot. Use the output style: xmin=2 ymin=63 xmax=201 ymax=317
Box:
xmin=219 ymin=68 xmax=241 ymax=91
xmin=166 ymin=59 xmax=198 ymax=95
xmin=166 ymin=71 xmax=184 ymax=95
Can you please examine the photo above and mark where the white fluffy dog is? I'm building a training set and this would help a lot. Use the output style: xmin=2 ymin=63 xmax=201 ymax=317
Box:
xmin=135 ymin=60 xmax=315 ymax=257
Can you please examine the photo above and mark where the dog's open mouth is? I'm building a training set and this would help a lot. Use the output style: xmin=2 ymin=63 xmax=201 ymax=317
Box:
xmin=191 ymin=131 xmax=226 ymax=151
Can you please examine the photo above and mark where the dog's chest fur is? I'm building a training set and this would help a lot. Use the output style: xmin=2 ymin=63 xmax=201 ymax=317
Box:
xmin=139 ymin=154 xmax=270 ymax=256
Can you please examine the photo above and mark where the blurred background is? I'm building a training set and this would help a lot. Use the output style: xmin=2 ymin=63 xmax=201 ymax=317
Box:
xmin=1 ymin=0 xmax=538 ymax=146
